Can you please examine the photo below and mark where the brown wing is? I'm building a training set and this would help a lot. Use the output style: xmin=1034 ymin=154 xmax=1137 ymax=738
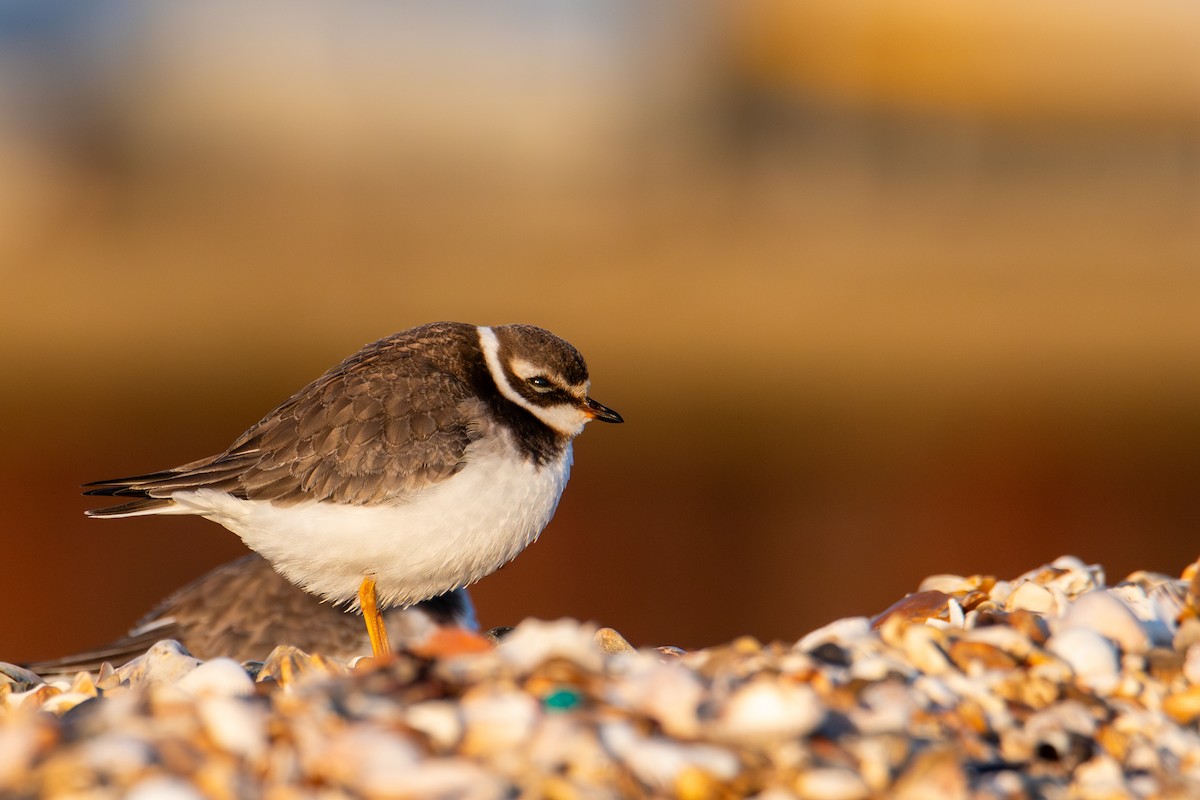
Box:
xmin=85 ymin=323 xmax=485 ymax=509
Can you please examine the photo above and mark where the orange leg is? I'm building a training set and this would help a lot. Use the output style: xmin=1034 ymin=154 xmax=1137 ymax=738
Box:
xmin=358 ymin=576 xmax=391 ymax=657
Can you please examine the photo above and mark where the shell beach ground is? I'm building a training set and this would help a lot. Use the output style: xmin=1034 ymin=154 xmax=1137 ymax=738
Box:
xmin=5 ymin=555 xmax=1200 ymax=798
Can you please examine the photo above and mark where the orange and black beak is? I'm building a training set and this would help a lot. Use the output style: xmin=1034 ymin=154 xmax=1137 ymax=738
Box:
xmin=583 ymin=397 xmax=623 ymax=423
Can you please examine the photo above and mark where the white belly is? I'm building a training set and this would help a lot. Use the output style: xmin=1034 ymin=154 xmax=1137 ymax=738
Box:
xmin=171 ymin=442 xmax=573 ymax=607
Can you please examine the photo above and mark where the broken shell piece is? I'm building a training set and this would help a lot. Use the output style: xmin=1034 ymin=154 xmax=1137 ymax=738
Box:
xmin=113 ymin=640 xmax=201 ymax=687
xmin=0 ymin=663 xmax=42 ymax=689
xmin=871 ymin=591 xmax=953 ymax=628
xmin=258 ymin=646 xmax=347 ymax=686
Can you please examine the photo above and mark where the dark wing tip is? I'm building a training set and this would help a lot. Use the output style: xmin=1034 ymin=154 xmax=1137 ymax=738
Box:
xmin=82 ymin=483 xmax=142 ymax=498
xmin=85 ymin=497 xmax=175 ymax=517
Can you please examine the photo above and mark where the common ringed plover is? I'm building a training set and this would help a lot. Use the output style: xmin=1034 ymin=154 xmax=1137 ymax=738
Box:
xmin=84 ymin=322 xmax=623 ymax=656
xmin=27 ymin=553 xmax=477 ymax=674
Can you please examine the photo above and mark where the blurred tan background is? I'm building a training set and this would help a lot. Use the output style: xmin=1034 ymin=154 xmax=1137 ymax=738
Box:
xmin=3 ymin=0 xmax=1199 ymax=661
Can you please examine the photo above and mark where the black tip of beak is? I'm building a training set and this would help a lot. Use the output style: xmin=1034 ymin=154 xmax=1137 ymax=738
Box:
xmin=585 ymin=397 xmax=624 ymax=424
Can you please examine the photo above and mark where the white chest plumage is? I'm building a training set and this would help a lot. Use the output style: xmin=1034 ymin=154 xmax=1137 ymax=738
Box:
xmin=171 ymin=437 xmax=574 ymax=608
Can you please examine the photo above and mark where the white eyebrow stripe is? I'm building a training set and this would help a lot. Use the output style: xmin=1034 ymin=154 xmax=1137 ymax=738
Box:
xmin=478 ymin=326 xmax=535 ymax=411
xmin=510 ymin=357 xmax=546 ymax=381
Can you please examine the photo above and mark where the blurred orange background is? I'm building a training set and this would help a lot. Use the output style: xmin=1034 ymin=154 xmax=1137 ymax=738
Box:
xmin=3 ymin=0 xmax=1199 ymax=661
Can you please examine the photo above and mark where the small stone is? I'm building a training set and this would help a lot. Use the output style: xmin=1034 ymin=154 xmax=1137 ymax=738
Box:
xmin=595 ymin=627 xmax=635 ymax=654
xmin=1163 ymin=686 xmax=1200 ymax=724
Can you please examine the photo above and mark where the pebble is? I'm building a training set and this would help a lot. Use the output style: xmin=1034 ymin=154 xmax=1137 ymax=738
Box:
xmin=4 ymin=554 xmax=1200 ymax=797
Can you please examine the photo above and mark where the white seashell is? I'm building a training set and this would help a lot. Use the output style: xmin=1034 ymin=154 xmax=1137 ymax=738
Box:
xmin=383 ymin=758 xmax=507 ymax=800
xmin=1028 ymin=656 xmax=1074 ymax=687
xmin=38 ymin=691 xmax=95 ymax=716
xmin=941 ymin=671 xmax=1012 ymax=730
xmin=495 ymin=618 xmax=602 ymax=673
xmin=848 ymin=654 xmax=894 ymax=683
xmin=711 ymin=677 xmax=823 ymax=743
xmin=963 ymin=625 xmax=1033 ymax=661
xmin=1107 ymin=584 xmax=1176 ymax=646
xmin=607 ymin=659 xmax=704 ymax=739
xmin=924 ymin=599 xmax=965 ymax=630
xmin=526 ymin=714 xmax=608 ymax=778
xmin=1147 ymin=582 xmax=1188 ymax=642
xmin=460 ymin=687 xmax=540 ymax=754
xmin=406 ymin=700 xmax=463 ymax=750
xmin=197 ymin=695 xmax=267 ymax=760
xmin=976 ymin=770 xmax=1027 ymax=799
xmin=1047 ymin=555 xmax=1106 ymax=594
xmin=1184 ymin=644 xmax=1200 ymax=686
xmin=1006 ymin=581 xmax=1056 ymax=615
xmin=749 ymin=790 xmax=802 ymax=800
xmin=1046 ymin=628 xmax=1120 ymax=692
xmin=797 ymin=617 xmax=873 ymax=653
xmin=891 ymin=748 xmax=968 ymax=799
xmin=794 ymin=768 xmax=871 ymax=800
xmin=918 ymin=574 xmax=970 ymax=594
xmin=913 ymin=675 xmax=957 ymax=709
xmin=1024 ymin=700 xmax=1098 ymax=748
xmin=851 ymin=681 xmax=917 ymax=735
xmin=312 ymin=727 xmax=421 ymax=789
xmin=79 ymin=733 xmax=155 ymax=778
xmin=126 ymin=776 xmax=206 ymax=800
xmin=987 ymin=579 xmax=1014 ymax=605
xmin=901 ymin=626 xmax=951 ymax=676
xmin=1070 ymin=754 xmax=1128 ymax=796
xmin=1058 ymin=590 xmax=1151 ymax=654
xmin=176 ymin=658 xmax=255 ymax=697
xmin=0 ymin=725 xmax=41 ymax=787
xmin=849 ymin=735 xmax=901 ymax=792
xmin=4 ymin=686 xmax=54 ymax=711
xmin=600 ymin=721 xmax=739 ymax=789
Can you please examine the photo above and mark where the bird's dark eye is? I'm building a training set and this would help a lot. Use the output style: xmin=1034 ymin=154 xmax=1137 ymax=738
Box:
xmin=527 ymin=376 xmax=554 ymax=392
